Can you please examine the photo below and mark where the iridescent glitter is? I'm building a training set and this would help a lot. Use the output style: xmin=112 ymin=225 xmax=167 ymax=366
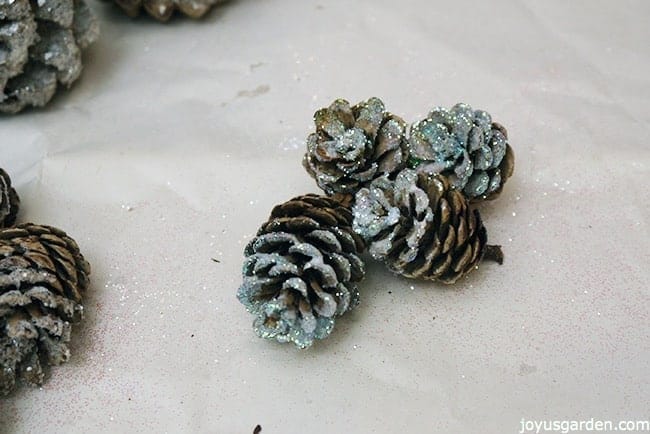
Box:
xmin=0 ymin=0 xmax=99 ymax=114
xmin=408 ymin=103 xmax=514 ymax=201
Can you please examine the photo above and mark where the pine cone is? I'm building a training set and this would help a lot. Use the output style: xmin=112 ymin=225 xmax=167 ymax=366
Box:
xmin=237 ymin=194 xmax=365 ymax=349
xmin=1 ymin=223 xmax=90 ymax=396
xmin=303 ymin=97 xmax=408 ymax=195
xmin=0 ymin=169 xmax=19 ymax=228
xmin=110 ymin=0 xmax=225 ymax=21
xmin=0 ymin=0 xmax=99 ymax=114
xmin=408 ymin=103 xmax=514 ymax=201
xmin=352 ymin=169 xmax=502 ymax=284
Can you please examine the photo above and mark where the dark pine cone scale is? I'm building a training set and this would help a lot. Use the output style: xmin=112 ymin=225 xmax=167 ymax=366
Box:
xmin=0 ymin=169 xmax=20 ymax=228
xmin=110 ymin=0 xmax=224 ymax=22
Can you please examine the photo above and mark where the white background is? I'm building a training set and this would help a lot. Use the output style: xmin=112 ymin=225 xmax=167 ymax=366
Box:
xmin=1 ymin=0 xmax=649 ymax=432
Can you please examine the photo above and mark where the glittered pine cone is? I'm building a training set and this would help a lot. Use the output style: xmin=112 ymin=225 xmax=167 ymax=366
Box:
xmin=1 ymin=223 xmax=90 ymax=396
xmin=0 ymin=169 xmax=20 ymax=228
xmin=110 ymin=0 xmax=225 ymax=21
xmin=303 ymin=97 xmax=408 ymax=195
xmin=352 ymin=169 xmax=503 ymax=284
xmin=0 ymin=0 xmax=99 ymax=114
xmin=408 ymin=103 xmax=515 ymax=201
xmin=238 ymin=194 xmax=365 ymax=349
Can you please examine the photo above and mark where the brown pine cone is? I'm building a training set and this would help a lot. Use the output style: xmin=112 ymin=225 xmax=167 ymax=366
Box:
xmin=237 ymin=194 xmax=365 ymax=349
xmin=1 ymin=223 xmax=90 ymax=396
xmin=0 ymin=169 xmax=20 ymax=228
xmin=110 ymin=0 xmax=225 ymax=21
xmin=303 ymin=97 xmax=408 ymax=195
xmin=352 ymin=169 xmax=502 ymax=284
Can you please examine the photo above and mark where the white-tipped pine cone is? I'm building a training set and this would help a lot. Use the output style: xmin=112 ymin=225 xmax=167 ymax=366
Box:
xmin=0 ymin=0 xmax=99 ymax=114
xmin=1 ymin=223 xmax=90 ymax=396
xmin=237 ymin=194 xmax=365 ymax=349
xmin=353 ymin=169 xmax=502 ymax=284
xmin=408 ymin=103 xmax=514 ymax=201
xmin=303 ymin=97 xmax=408 ymax=195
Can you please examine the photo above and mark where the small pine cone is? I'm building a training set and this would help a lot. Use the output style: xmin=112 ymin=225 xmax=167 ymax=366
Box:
xmin=1 ymin=223 xmax=90 ymax=396
xmin=237 ymin=194 xmax=365 ymax=349
xmin=352 ymin=169 xmax=502 ymax=284
xmin=0 ymin=169 xmax=20 ymax=228
xmin=408 ymin=103 xmax=515 ymax=201
xmin=0 ymin=0 xmax=99 ymax=114
xmin=303 ymin=97 xmax=408 ymax=195
xmin=110 ymin=0 xmax=225 ymax=21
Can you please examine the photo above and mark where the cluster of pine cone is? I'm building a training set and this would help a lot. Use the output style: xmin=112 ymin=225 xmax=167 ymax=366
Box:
xmin=237 ymin=97 xmax=514 ymax=349
xmin=0 ymin=169 xmax=90 ymax=396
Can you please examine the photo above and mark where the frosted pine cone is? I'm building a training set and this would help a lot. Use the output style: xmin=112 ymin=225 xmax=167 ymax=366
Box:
xmin=352 ymin=169 xmax=502 ymax=284
xmin=110 ymin=0 xmax=225 ymax=21
xmin=238 ymin=194 xmax=365 ymax=349
xmin=303 ymin=97 xmax=408 ymax=195
xmin=1 ymin=223 xmax=90 ymax=396
xmin=0 ymin=0 xmax=99 ymax=114
xmin=0 ymin=169 xmax=19 ymax=228
xmin=408 ymin=103 xmax=514 ymax=201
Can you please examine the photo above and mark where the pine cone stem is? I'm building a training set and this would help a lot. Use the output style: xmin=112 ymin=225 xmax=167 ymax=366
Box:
xmin=484 ymin=245 xmax=504 ymax=265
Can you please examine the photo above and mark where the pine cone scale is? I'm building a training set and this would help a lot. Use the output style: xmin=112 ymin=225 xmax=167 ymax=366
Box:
xmin=0 ymin=169 xmax=20 ymax=228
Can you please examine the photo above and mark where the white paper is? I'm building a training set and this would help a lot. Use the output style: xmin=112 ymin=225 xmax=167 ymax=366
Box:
xmin=1 ymin=0 xmax=649 ymax=432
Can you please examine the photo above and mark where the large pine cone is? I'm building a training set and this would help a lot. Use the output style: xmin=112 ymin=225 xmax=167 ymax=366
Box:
xmin=237 ymin=194 xmax=365 ymax=349
xmin=408 ymin=103 xmax=514 ymax=201
xmin=0 ymin=169 xmax=19 ymax=228
xmin=352 ymin=169 xmax=502 ymax=284
xmin=110 ymin=0 xmax=224 ymax=21
xmin=1 ymin=223 xmax=90 ymax=396
xmin=0 ymin=0 xmax=99 ymax=114
xmin=303 ymin=97 xmax=408 ymax=195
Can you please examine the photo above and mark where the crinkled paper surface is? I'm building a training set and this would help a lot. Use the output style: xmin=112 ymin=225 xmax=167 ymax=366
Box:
xmin=0 ymin=0 xmax=649 ymax=432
